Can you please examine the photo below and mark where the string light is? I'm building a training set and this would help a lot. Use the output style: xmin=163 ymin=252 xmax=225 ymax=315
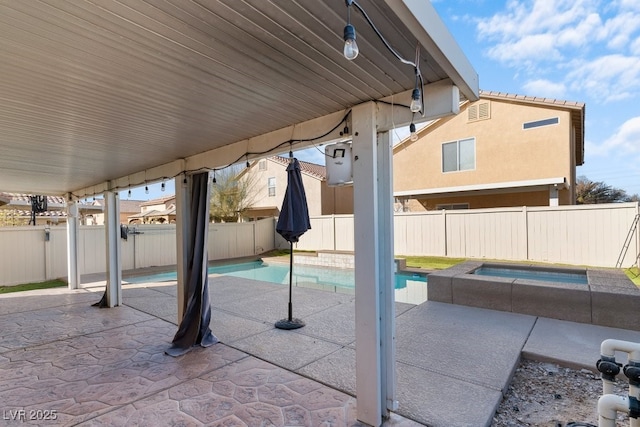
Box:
xmin=161 ymin=181 xmax=165 ymax=192
xmin=212 ymin=171 xmax=216 ymax=184
xmin=69 ymin=111 xmax=352 ymax=201
xmin=410 ymin=89 xmax=421 ymax=113
xmin=409 ymin=123 xmax=418 ymax=142
xmin=343 ymin=1 xmax=358 ymax=60
xmin=341 ymin=0 xmax=424 ymax=114
xmin=145 ymin=185 xmax=149 ymax=194
xmin=127 ymin=189 xmax=131 ymax=198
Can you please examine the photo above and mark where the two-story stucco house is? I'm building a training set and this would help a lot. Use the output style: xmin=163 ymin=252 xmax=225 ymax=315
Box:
xmin=393 ymin=91 xmax=585 ymax=211
xmin=241 ymin=156 xmax=353 ymax=220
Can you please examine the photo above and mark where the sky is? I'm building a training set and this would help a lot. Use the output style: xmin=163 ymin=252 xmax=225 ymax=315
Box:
xmin=430 ymin=0 xmax=640 ymax=197
xmin=127 ymin=0 xmax=640 ymax=202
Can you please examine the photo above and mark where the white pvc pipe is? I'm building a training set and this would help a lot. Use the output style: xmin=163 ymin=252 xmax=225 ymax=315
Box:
xmin=598 ymin=394 xmax=628 ymax=427
xmin=601 ymin=339 xmax=640 ymax=362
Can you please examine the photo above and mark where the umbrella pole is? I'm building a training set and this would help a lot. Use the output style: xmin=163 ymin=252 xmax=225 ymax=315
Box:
xmin=275 ymin=242 xmax=305 ymax=330
xmin=288 ymin=241 xmax=293 ymax=321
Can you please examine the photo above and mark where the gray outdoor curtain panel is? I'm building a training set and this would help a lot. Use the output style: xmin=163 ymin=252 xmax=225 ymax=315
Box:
xmin=166 ymin=172 xmax=218 ymax=357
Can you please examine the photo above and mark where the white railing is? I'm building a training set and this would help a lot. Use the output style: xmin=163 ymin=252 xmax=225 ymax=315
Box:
xmin=1 ymin=203 xmax=638 ymax=286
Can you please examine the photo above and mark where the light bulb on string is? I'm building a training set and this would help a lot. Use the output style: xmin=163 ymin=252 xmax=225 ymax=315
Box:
xmin=410 ymin=88 xmax=421 ymax=113
xmin=127 ymin=189 xmax=131 ymax=198
xmin=343 ymin=24 xmax=359 ymax=60
xmin=343 ymin=0 xmax=358 ymax=60
xmin=145 ymin=185 xmax=149 ymax=194
xmin=409 ymin=123 xmax=418 ymax=142
xmin=161 ymin=181 xmax=165 ymax=192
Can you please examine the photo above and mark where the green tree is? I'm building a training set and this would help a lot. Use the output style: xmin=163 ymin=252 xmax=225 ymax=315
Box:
xmin=209 ymin=166 xmax=257 ymax=222
xmin=576 ymin=176 xmax=631 ymax=204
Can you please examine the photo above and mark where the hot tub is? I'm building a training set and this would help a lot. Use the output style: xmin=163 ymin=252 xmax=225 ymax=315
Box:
xmin=427 ymin=261 xmax=640 ymax=330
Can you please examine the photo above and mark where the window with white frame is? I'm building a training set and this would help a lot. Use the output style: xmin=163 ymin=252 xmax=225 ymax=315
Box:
xmin=442 ymin=137 xmax=475 ymax=172
xmin=267 ymin=177 xmax=276 ymax=197
xmin=258 ymin=160 xmax=267 ymax=170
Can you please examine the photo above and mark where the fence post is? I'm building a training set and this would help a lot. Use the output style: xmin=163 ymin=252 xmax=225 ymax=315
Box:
xmin=442 ymin=209 xmax=447 ymax=256
xmin=523 ymin=206 xmax=529 ymax=262
xmin=332 ymin=214 xmax=336 ymax=251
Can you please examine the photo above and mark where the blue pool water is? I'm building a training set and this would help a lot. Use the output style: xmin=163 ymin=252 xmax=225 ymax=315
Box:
xmin=126 ymin=260 xmax=426 ymax=291
xmin=474 ymin=266 xmax=587 ymax=285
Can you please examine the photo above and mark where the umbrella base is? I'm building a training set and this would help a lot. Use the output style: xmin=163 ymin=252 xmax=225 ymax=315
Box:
xmin=275 ymin=318 xmax=305 ymax=330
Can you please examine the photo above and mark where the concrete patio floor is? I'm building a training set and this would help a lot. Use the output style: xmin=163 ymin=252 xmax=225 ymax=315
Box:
xmin=2 ymin=274 xmax=640 ymax=426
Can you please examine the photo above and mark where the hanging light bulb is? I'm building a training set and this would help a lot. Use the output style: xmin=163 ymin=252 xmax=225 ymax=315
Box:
xmin=161 ymin=181 xmax=165 ymax=192
xmin=410 ymin=88 xmax=422 ymax=113
xmin=409 ymin=123 xmax=418 ymax=142
xmin=343 ymin=24 xmax=359 ymax=60
xmin=145 ymin=185 xmax=149 ymax=194
xmin=127 ymin=189 xmax=131 ymax=198
xmin=212 ymin=173 xmax=217 ymax=184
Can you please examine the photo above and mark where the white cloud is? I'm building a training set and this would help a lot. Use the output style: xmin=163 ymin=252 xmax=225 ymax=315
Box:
xmin=568 ymin=54 xmax=640 ymax=102
xmin=631 ymin=36 xmax=640 ymax=55
xmin=597 ymin=11 xmax=640 ymax=50
xmin=476 ymin=0 xmax=640 ymax=101
xmin=599 ymin=116 xmax=640 ymax=154
xmin=522 ymin=79 xmax=567 ymax=98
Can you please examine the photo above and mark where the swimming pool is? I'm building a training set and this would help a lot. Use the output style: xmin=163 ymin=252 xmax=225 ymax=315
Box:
xmin=125 ymin=260 xmax=428 ymax=304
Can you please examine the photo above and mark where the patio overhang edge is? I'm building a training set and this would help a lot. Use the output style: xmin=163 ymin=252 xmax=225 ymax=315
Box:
xmin=384 ymin=0 xmax=479 ymax=103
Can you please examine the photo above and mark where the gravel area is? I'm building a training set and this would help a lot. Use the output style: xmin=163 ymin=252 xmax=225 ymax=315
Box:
xmin=492 ymin=359 xmax=630 ymax=427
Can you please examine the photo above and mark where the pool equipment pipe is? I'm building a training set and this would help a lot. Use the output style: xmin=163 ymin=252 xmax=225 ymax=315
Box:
xmin=596 ymin=339 xmax=640 ymax=427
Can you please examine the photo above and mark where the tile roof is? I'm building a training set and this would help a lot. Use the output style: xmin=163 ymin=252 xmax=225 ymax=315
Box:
xmin=269 ymin=156 xmax=326 ymax=180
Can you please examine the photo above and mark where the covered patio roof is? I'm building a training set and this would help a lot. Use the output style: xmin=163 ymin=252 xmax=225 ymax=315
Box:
xmin=0 ymin=0 xmax=477 ymax=197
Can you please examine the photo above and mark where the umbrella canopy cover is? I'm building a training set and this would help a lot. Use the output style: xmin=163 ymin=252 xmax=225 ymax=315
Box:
xmin=276 ymin=159 xmax=311 ymax=243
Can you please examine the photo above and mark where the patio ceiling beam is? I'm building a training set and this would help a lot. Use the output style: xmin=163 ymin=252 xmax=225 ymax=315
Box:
xmin=71 ymin=110 xmax=348 ymax=200
xmin=384 ymin=0 xmax=479 ymax=103
xmin=376 ymin=79 xmax=460 ymax=130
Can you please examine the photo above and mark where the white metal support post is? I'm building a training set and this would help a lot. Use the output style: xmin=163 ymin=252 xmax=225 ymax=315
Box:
xmin=104 ymin=190 xmax=122 ymax=307
xmin=66 ymin=200 xmax=80 ymax=290
xmin=175 ymin=174 xmax=191 ymax=322
xmin=352 ymin=101 xmax=397 ymax=426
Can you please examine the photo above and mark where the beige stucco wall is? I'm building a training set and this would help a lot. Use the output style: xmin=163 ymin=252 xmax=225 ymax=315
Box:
xmin=245 ymin=159 xmax=324 ymax=217
xmin=394 ymin=98 xmax=577 ymax=208
xmin=321 ymin=183 xmax=354 ymax=215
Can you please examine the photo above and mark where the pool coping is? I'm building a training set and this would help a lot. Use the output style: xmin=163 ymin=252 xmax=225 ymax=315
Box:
xmin=428 ymin=261 xmax=640 ymax=331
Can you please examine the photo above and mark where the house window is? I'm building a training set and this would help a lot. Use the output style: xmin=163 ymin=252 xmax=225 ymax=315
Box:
xmin=267 ymin=177 xmax=276 ymax=197
xmin=436 ymin=203 xmax=469 ymax=210
xmin=442 ymin=138 xmax=475 ymax=172
xmin=259 ymin=160 xmax=267 ymax=170
xmin=523 ymin=117 xmax=559 ymax=130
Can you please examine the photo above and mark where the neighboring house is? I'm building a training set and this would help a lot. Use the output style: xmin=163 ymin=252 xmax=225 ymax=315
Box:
xmin=241 ymin=156 xmax=353 ymax=220
xmin=88 ymin=199 xmax=145 ymax=225
xmin=393 ymin=91 xmax=585 ymax=211
xmin=128 ymin=195 xmax=176 ymax=224
xmin=0 ymin=193 xmax=102 ymax=225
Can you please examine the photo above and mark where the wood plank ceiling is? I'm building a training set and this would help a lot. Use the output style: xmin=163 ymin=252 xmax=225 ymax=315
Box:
xmin=0 ymin=0 xmax=477 ymax=196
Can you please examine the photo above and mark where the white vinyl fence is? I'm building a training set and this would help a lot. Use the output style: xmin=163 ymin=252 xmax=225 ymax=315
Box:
xmin=1 ymin=203 xmax=638 ymax=287
xmin=295 ymin=202 xmax=640 ymax=268
xmin=0 ymin=218 xmax=276 ymax=287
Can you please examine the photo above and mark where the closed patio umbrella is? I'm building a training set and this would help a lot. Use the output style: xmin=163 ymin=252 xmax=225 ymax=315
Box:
xmin=275 ymin=157 xmax=311 ymax=330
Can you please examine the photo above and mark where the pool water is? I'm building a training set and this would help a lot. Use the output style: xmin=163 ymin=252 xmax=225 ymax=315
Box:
xmin=474 ymin=266 xmax=587 ymax=285
xmin=126 ymin=260 xmax=428 ymax=304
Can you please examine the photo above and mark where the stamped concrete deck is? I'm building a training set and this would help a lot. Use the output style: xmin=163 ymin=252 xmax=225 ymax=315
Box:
xmin=1 ymin=273 xmax=640 ymax=427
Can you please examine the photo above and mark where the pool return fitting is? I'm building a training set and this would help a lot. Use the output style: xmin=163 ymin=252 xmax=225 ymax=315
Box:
xmin=596 ymin=339 xmax=640 ymax=426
